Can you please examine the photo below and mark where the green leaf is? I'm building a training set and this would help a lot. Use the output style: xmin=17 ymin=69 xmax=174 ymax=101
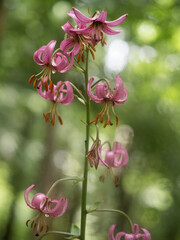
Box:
xmin=87 ymin=201 xmax=101 ymax=212
xmin=70 ymin=224 xmax=80 ymax=235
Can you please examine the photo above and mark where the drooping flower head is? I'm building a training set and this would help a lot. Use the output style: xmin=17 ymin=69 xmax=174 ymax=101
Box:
xmin=24 ymin=185 xmax=68 ymax=236
xmin=87 ymin=138 xmax=102 ymax=169
xmin=60 ymin=11 xmax=96 ymax=62
xmin=29 ymin=40 xmax=74 ymax=89
xmin=109 ymin=224 xmax=151 ymax=240
xmin=37 ymin=77 xmax=74 ymax=126
xmin=71 ymin=8 xmax=128 ymax=46
xmin=87 ymin=75 xmax=128 ymax=127
xmin=87 ymin=124 xmax=102 ymax=169
xmin=99 ymin=141 xmax=128 ymax=185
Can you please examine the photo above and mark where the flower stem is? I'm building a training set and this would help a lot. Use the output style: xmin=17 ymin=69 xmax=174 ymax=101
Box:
xmin=46 ymin=176 xmax=84 ymax=196
xmin=38 ymin=230 xmax=80 ymax=240
xmin=80 ymin=48 xmax=90 ymax=240
xmin=87 ymin=208 xmax=133 ymax=233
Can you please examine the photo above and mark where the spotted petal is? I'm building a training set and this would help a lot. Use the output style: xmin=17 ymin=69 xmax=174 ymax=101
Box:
xmin=33 ymin=46 xmax=46 ymax=65
xmin=105 ymin=14 xmax=128 ymax=27
xmin=103 ymin=25 xmax=121 ymax=35
xmin=56 ymin=81 xmax=74 ymax=105
xmin=42 ymin=40 xmax=56 ymax=64
xmin=96 ymin=9 xmax=107 ymax=22
xmin=87 ymin=77 xmax=104 ymax=103
xmin=24 ymin=184 xmax=36 ymax=209
xmin=72 ymin=7 xmax=92 ymax=24
xmin=47 ymin=198 xmax=68 ymax=218
xmin=109 ymin=225 xmax=116 ymax=240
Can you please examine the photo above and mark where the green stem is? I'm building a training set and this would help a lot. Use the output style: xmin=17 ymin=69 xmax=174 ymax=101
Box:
xmin=87 ymin=209 xmax=133 ymax=233
xmin=38 ymin=230 xmax=80 ymax=240
xmin=80 ymin=48 xmax=90 ymax=240
xmin=46 ymin=177 xmax=84 ymax=196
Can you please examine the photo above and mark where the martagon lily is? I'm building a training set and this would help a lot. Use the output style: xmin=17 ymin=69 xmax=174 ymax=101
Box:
xmin=29 ymin=40 xmax=74 ymax=90
xmin=37 ymin=77 xmax=74 ymax=126
xmin=60 ymin=11 xmax=96 ymax=62
xmin=24 ymin=184 xmax=68 ymax=236
xmin=99 ymin=141 xmax=128 ymax=185
xmin=70 ymin=8 xmax=128 ymax=46
xmin=109 ymin=224 xmax=151 ymax=240
xmin=87 ymin=75 xmax=128 ymax=127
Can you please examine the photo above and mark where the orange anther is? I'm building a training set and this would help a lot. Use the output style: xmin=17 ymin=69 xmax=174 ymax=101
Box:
xmin=28 ymin=74 xmax=35 ymax=84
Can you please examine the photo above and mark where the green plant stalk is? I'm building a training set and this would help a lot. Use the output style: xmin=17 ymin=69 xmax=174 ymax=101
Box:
xmin=38 ymin=230 xmax=80 ymax=240
xmin=89 ymin=209 xmax=133 ymax=233
xmin=80 ymin=49 xmax=90 ymax=240
xmin=46 ymin=176 xmax=84 ymax=196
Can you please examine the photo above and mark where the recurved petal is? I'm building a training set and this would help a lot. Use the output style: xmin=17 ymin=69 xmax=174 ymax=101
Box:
xmin=42 ymin=40 xmax=56 ymax=64
xmin=60 ymin=38 xmax=80 ymax=56
xmin=72 ymin=7 xmax=92 ymax=24
xmin=70 ymin=25 xmax=93 ymax=34
xmin=32 ymin=193 xmax=48 ymax=211
xmin=124 ymin=234 xmax=136 ymax=240
xmin=52 ymin=52 xmax=68 ymax=71
xmin=96 ymin=10 xmax=107 ymax=22
xmin=68 ymin=10 xmax=87 ymax=28
xmin=113 ymin=75 xmax=128 ymax=105
xmin=47 ymin=198 xmax=68 ymax=218
xmin=113 ymin=141 xmax=121 ymax=152
xmin=105 ymin=14 xmax=128 ymax=27
xmin=104 ymin=151 xmax=115 ymax=167
xmin=24 ymin=184 xmax=36 ymax=209
xmin=103 ymin=25 xmax=121 ymax=35
xmin=115 ymin=232 xmax=126 ymax=240
xmin=109 ymin=224 xmax=116 ymax=240
xmin=95 ymin=83 xmax=108 ymax=99
xmin=140 ymin=228 xmax=151 ymax=240
xmin=87 ymin=77 xmax=104 ymax=103
xmin=113 ymin=75 xmax=124 ymax=99
xmin=37 ymin=77 xmax=54 ymax=101
xmin=59 ymin=53 xmax=74 ymax=73
xmin=33 ymin=46 xmax=46 ymax=65
xmin=114 ymin=88 xmax=128 ymax=105
xmin=57 ymin=81 xmax=74 ymax=105
xmin=61 ymin=21 xmax=74 ymax=36
xmin=113 ymin=142 xmax=128 ymax=166
xmin=133 ymin=224 xmax=140 ymax=234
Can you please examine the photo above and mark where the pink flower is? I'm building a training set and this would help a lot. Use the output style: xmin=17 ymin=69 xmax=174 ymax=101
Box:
xmin=37 ymin=77 xmax=74 ymax=126
xmin=24 ymin=184 xmax=68 ymax=236
xmin=109 ymin=224 xmax=151 ymax=240
xmin=71 ymin=8 xmax=128 ymax=45
xmin=87 ymin=75 xmax=128 ymax=127
xmin=60 ymin=11 xmax=96 ymax=62
xmin=99 ymin=141 xmax=128 ymax=185
xmin=29 ymin=40 xmax=74 ymax=88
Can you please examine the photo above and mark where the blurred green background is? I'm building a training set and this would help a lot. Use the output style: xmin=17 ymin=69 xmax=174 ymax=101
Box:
xmin=0 ymin=0 xmax=180 ymax=239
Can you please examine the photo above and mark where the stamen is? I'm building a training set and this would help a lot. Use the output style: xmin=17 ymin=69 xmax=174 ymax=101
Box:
xmin=43 ymin=113 xmax=50 ymax=122
xmin=51 ymin=111 xmax=56 ymax=126
xmin=45 ymin=82 xmax=48 ymax=92
xmin=57 ymin=114 xmax=63 ymax=125
xmin=112 ymin=106 xmax=119 ymax=127
xmin=49 ymin=80 xmax=54 ymax=94
xmin=33 ymin=78 xmax=38 ymax=88
xmin=28 ymin=75 xmax=35 ymax=84
xmin=89 ymin=48 xmax=95 ymax=60
xmin=26 ymin=219 xmax=30 ymax=227
xmin=34 ymin=223 xmax=37 ymax=230
xmin=31 ymin=220 xmax=34 ymax=228
xmin=81 ymin=53 xmax=84 ymax=62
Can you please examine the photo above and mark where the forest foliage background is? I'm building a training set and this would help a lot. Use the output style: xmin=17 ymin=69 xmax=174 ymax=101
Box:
xmin=0 ymin=0 xmax=180 ymax=239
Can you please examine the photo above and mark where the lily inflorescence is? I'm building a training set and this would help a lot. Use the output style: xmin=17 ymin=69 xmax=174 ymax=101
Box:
xmin=25 ymin=7 xmax=151 ymax=240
